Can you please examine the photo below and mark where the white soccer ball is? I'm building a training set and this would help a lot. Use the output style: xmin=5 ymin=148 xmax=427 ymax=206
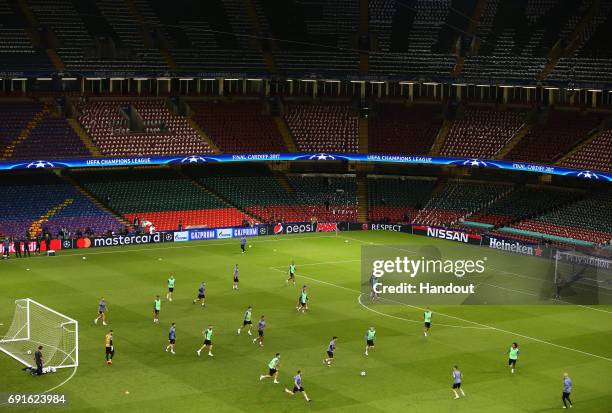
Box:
xmin=82 ymin=256 xmax=86 ymax=260
xmin=249 ymin=244 xmax=252 ymax=248
xmin=360 ymin=371 xmax=366 ymax=376
xmin=27 ymin=350 xmax=32 ymax=355
xmin=345 ymin=240 xmax=349 ymax=243
xmin=50 ymin=367 xmax=57 ymax=373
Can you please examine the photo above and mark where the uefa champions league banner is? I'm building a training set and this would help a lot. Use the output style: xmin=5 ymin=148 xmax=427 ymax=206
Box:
xmin=0 ymin=153 xmax=609 ymax=182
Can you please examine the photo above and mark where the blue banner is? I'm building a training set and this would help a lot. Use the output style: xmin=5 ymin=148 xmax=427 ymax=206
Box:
xmin=1 ymin=153 xmax=609 ymax=182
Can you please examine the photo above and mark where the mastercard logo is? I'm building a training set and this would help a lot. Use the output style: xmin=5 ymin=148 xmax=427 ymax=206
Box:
xmin=76 ymin=237 xmax=91 ymax=248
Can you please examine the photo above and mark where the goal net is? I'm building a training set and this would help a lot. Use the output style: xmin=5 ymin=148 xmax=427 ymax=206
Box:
xmin=0 ymin=298 xmax=78 ymax=369
xmin=553 ymin=250 xmax=612 ymax=305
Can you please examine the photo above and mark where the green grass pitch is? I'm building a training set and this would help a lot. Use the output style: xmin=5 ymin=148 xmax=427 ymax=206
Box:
xmin=1 ymin=231 xmax=611 ymax=412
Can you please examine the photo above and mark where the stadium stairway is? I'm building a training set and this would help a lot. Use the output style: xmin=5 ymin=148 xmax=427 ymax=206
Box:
xmin=180 ymin=170 xmax=261 ymax=223
xmin=29 ymin=198 xmax=74 ymax=236
xmin=496 ymin=122 xmax=532 ymax=159
xmin=67 ymin=118 xmax=102 ymax=156
xmin=537 ymin=0 xmax=602 ymax=81
xmin=186 ymin=116 xmax=221 ymax=154
xmin=242 ymin=0 xmax=277 ymax=73
xmin=61 ymin=172 xmax=131 ymax=229
xmin=1 ymin=104 xmax=49 ymax=159
xmin=358 ymin=117 xmax=368 ymax=153
xmin=451 ymin=0 xmax=487 ymax=77
xmin=429 ymin=118 xmax=452 ymax=156
xmin=356 ymin=172 xmax=368 ymax=222
xmin=273 ymin=116 xmax=297 ymax=152
xmin=358 ymin=0 xmax=368 ymax=74
xmin=272 ymin=170 xmax=294 ymax=194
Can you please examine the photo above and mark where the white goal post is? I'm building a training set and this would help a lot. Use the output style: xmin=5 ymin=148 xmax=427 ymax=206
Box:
xmin=0 ymin=298 xmax=78 ymax=369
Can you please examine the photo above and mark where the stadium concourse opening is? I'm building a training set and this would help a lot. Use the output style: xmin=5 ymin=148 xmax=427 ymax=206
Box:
xmin=1 ymin=0 xmax=612 ymax=411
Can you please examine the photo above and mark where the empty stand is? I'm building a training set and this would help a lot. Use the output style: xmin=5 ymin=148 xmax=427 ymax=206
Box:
xmin=284 ymin=104 xmax=358 ymax=152
xmin=412 ymin=180 xmax=508 ymax=226
xmin=189 ymin=101 xmax=286 ymax=152
xmin=511 ymin=191 xmax=612 ymax=244
xmin=368 ymin=176 xmax=436 ymax=222
xmin=560 ymin=129 xmax=612 ymax=172
xmin=369 ymin=103 xmax=442 ymax=155
xmin=78 ymin=99 xmax=212 ymax=156
xmin=0 ymin=172 xmax=123 ymax=237
xmin=440 ymin=107 xmax=525 ymax=158
xmin=71 ymin=168 xmax=248 ymax=230
xmin=506 ymin=110 xmax=600 ymax=164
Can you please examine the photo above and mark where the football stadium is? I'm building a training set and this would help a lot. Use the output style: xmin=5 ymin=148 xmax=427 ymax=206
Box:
xmin=0 ymin=1 xmax=611 ymax=412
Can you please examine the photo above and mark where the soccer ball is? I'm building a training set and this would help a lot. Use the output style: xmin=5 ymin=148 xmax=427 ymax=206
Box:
xmin=360 ymin=371 xmax=366 ymax=376
xmin=82 ymin=256 xmax=86 ymax=260
xmin=27 ymin=350 xmax=32 ymax=355
xmin=249 ymin=244 xmax=252 ymax=248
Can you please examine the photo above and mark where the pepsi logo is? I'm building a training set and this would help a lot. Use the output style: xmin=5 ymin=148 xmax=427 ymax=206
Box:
xmin=273 ymin=223 xmax=284 ymax=234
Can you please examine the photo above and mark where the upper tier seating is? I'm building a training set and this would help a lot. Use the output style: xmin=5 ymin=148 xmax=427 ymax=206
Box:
xmin=368 ymin=0 xmax=456 ymax=77
xmin=78 ymin=99 xmax=213 ymax=156
xmin=440 ymin=108 xmax=525 ymax=158
xmin=28 ymin=0 xmax=167 ymax=73
xmin=284 ymin=104 xmax=358 ymax=152
xmin=368 ymin=177 xmax=437 ymax=222
xmin=469 ymin=186 xmax=580 ymax=227
xmin=0 ymin=172 xmax=123 ymax=237
xmin=190 ymin=101 xmax=286 ymax=152
xmin=0 ymin=0 xmax=53 ymax=74
xmin=560 ymin=129 xmax=612 ymax=172
xmin=506 ymin=110 xmax=600 ymax=164
xmin=511 ymin=191 xmax=612 ymax=244
xmin=412 ymin=180 xmax=508 ymax=226
xmin=369 ymin=103 xmax=442 ymax=155
xmin=71 ymin=168 xmax=248 ymax=230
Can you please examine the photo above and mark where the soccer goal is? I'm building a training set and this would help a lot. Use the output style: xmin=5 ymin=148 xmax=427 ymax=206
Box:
xmin=553 ymin=250 xmax=612 ymax=304
xmin=0 ymin=298 xmax=78 ymax=369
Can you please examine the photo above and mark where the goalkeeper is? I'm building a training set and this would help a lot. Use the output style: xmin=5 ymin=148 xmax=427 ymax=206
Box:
xmin=105 ymin=330 xmax=115 ymax=365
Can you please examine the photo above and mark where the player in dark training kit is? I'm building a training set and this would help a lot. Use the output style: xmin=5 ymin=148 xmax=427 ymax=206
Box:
xmin=253 ymin=315 xmax=266 ymax=346
xmin=192 ymin=282 xmax=206 ymax=307
xmin=240 ymin=236 xmax=247 ymax=253
xmin=165 ymin=323 xmax=176 ymax=354
xmin=284 ymin=370 xmax=311 ymax=402
xmin=94 ymin=297 xmax=108 ymax=325
xmin=324 ymin=336 xmax=337 ymax=366
xmin=452 ymin=366 xmax=466 ymax=399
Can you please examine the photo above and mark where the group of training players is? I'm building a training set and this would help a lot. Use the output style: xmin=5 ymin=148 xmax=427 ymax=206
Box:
xmin=90 ymin=237 xmax=575 ymax=408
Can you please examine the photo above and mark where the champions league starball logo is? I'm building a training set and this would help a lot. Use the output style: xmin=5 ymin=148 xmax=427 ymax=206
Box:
xmin=576 ymin=170 xmax=601 ymax=180
xmin=462 ymin=159 xmax=489 ymax=167
xmin=26 ymin=160 xmax=55 ymax=169
xmin=309 ymin=153 xmax=336 ymax=160
xmin=180 ymin=156 xmax=208 ymax=164
xmin=293 ymin=153 xmax=347 ymax=161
